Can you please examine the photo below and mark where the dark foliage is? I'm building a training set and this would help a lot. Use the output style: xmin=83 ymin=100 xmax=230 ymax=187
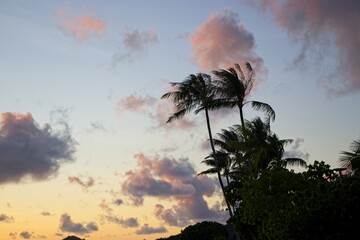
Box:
xmin=180 ymin=221 xmax=228 ymax=240
xmin=63 ymin=236 xmax=84 ymax=240
xmin=234 ymin=161 xmax=360 ymax=240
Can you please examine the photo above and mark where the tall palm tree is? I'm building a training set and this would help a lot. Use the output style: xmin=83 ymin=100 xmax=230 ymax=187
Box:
xmin=161 ymin=73 xmax=234 ymax=218
xmin=340 ymin=139 xmax=360 ymax=173
xmin=212 ymin=63 xmax=275 ymax=128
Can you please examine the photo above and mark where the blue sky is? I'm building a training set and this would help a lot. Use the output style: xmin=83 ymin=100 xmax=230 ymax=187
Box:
xmin=1 ymin=0 xmax=359 ymax=239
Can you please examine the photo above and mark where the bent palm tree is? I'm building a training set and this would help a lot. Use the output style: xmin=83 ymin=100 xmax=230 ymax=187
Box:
xmin=340 ymin=139 xmax=360 ymax=173
xmin=161 ymin=73 xmax=234 ymax=218
xmin=212 ymin=63 xmax=275 ymax=128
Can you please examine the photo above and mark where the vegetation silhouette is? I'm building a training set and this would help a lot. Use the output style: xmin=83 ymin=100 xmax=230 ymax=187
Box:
xmin=162 ymin=72 xmax=233 ymax=217
xmin=162 ymin=62 xmax=359 ymax=239
xmin=212 ymin=63 xmax=275 ymax=128
xmin=62 ymin=236 xmax=84 ymax=240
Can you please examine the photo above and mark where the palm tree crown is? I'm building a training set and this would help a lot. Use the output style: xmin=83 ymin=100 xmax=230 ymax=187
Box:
xmin=340 ymin=139 xmax=360 ymax=172
xmin=212 ymin=63 xmax=275 ymax=127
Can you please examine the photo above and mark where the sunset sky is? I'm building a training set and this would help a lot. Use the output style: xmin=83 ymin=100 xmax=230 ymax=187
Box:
xmin=1 ymin=0 xmax=360 ymax=239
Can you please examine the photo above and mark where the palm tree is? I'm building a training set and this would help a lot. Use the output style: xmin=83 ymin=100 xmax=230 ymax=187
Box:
xmin=340 ymin=139 xmax=360 ymax=173
xmin=199 ymin=150 xmax=233 ymax=186
xmin=161 ymin=73 xmax=234 ymax=218
xmin=236 ymin=117 xmax=307 ymax=173
xmin=212 ymin=63 xmax=275 ymax=128
xmin=212 ymin=118 xmax=306 ymax=177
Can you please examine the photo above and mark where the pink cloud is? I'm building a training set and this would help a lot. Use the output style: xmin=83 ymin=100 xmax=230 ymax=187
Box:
xmin=190 ymin=9 xmax=265 ymax=76
xmin=250 ymin=0 xmax=360 ymax=95
xmin=121 ymin=153 xmax=220 ymax=226
xmin=57 ymin=6 xmax=106 ymax=41
xmin=150 ymin=100 xmax=197 ymax=130
xmin=115 ymin=93 xmax=197 ymax=131
xmin=116 ymin=94 xmax=157 ymax=115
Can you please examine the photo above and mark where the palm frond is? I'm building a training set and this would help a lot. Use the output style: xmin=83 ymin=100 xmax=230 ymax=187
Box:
xmin=281 ymin=158 xmax=307 ymax=168
xmin=250 ymin=101 xmax=276 ymax=122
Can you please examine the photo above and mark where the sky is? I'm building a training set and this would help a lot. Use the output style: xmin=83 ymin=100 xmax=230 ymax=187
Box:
xmin=1 ymin=0 xmax=360 ymax=239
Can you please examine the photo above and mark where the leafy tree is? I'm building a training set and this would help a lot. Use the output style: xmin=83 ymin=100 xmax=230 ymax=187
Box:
xmin=161 ymin=73 xmax=233 ymax=217
xmin=212 ymin=63 xmax=275 ymax=128
xmin=235 ymin=161 xmax=360 ymax=240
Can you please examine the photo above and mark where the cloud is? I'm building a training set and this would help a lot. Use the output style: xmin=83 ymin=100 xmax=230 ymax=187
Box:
xmin=149 ymin=100 xmax=197 ymax=131
xmin=9 ymin=232 xmax=17 ymax=239
xmin=123 ymin=28 xmax=158 ymax=52
xmin=250 ymin=0 xmax=360 ymax=95
xmin=121 ymin=153 xmax=220 ymax=226
xmin=121 ymin=153 xmax=196 ymax=203
xmin=102 ymin=215 xmax=139 ymax=228
xmin=59 ymin=214 xmax=98 ymax=235
xmin=0 ymin=112 xmax=76 ymax=185
xmin=190 ymin=9 xmax=265 ymax=75
xmin=116 ymin=94 xmax=157 ymax=116
xmin=135 ymin=224 xmax=168 ymax=235
xmin=115 ymin=93 xmax=197 ymax=131
xmin=283 ymin=137 xmax=310 ymax=161
xmin=57 ymin=6 xmax=106 ymax=41
xmin=153 ymin=175 xmax=221 ymax=227
xmin=113 ymin=198 xmax=123 ymax=206
xmin=40 ymin=211 xmax=51 ymax=216
xmin=112 ymin=28 xmax=158 ymax=65
xmin=20 ymin=231 xmax=32 ymax=239
xmin=0 ymin=213 xmax=14 ymax=223
xmin=68 ymin=176 xmax=95 ymax=189
xmin=99 ymin=200 xmax=113 ymax=213
xmin=89 ymin=121 xmax=108 ymax=132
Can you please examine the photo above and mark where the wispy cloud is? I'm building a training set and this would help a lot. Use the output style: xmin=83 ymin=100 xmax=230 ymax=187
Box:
xmin=116 ymin=94 xmax=157 ymax=116
xmin=59 ymin=213 xmax=98 ymax=235
xmin=135 ymin=224 xmax=167 ymax=235
xmin=112 ymin=28 xmax=158 ymax=65
xmin=40 ymin=211 xmax=51 ymax=216
xmin=121 ymin=153 xmax=220 ymax=226
xmin=190 ymin=9 xmax=266 ymax=77
xmin=123 ymin=28 xmax=158 ymax=52
xmin=19 ymin=231 xmax=32 ymax=239
xmin=250 ymin=0 xmax=360 ymax=95
xmin=283 ymin=137 xmax=310 ymax=161
xmin=0 ymin=213 xmax=14 ymax=223
xmin=99 ymin=199 xmax=113 ymax=213
xmin=0 ymin=112 xmax=76 ymax=184
xmin=9 ymin=232 xmax=17 ymax=239
xmin=115 ymin=93 xmax=197 ymax=131
xmin=101 ymin=215 xmax=139 ymax=228
xmin=57 ymin=5 xmax=106 ymax=41
xmin=68 ymin=176 xmax=95 ymax=190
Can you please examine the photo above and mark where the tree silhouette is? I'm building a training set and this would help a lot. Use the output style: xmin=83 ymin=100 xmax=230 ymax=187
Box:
xmin=340 ymin=139 xmax=360 ymax=173
xmin=212 ymin=63 xmax=275 ymax=128
xmin=161 ymin=72 xmax=233 ymax=217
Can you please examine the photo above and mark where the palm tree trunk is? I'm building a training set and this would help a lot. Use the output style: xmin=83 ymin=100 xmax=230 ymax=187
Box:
xmin=205 ymin=108 xmax=234 ymax=218
xmin=239 ymin=105 xmax=245 ymax=129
